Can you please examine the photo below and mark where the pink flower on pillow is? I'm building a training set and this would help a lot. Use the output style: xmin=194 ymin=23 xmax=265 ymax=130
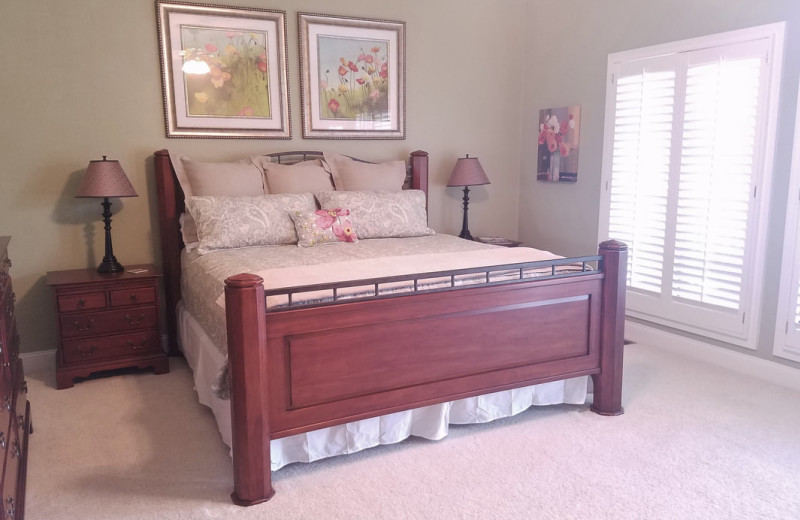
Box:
xmin=313 ymin=209 xmax=356 ymax=242
xmin=332 ymin=216 xmax=357 ymax=242
xmin=314 ymin=208 xmax=350 ymax=229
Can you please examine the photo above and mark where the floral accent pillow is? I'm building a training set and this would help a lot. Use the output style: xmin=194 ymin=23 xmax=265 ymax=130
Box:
xmin=290 ymin=209 xmax=359 ymax=247
xmin=315 ymin=190 xmax=434 ymax=239
xmin=185 ymin=193 xmax=316 ymax=254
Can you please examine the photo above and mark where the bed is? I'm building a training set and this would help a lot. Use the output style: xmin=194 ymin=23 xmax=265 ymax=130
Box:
xmin=153 ymin=148 xmax=627 ymax=506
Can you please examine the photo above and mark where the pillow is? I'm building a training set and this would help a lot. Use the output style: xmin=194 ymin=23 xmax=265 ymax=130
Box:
xmin=290 ymin=209 xmax=358 ymax=247
xmin=315 ymin=190 xmax=434 ymax=239
xmin=168 ymin=151 xmax=267 ymax=245
xmin=250 ymin=156 xmax=334 ymax=194
xmin=322 ymin=152 xmax=406 ymax=191
xmin=185 ymin=193 xmax=316 ymax=254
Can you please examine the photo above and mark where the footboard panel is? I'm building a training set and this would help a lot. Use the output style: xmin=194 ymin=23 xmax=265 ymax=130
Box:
xmin=267 ymin=276 xmax=603 ymax=437
xmin=223 ymin=241 xmax=627 ymax=506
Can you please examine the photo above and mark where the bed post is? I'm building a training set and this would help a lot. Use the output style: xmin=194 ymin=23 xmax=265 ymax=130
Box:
xmin=154 ymin=149 xmax=183 ymax=355
xmin=591 ymin=239 xmax=628 ymax=416
xmin=410 ymin=150 xmax=429 ymax=210
xmin=225 ymin=274 xmax=274 ymax=506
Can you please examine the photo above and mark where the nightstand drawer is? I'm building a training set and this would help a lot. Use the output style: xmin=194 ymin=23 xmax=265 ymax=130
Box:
xmin=62 ymin=330 xmax=161 ymax=364
xmin=59 ymin=306 xmax=158 ymax=339
xmin=57 ymin=291 xmax=107 ymax=313
xmin=110 ymin=286 xmax=156 ymax=308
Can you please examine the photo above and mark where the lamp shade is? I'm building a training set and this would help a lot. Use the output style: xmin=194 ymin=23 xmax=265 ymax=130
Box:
xmin=447 ymin=155 xmax=490 ymax=187
xmin=76 ymin=157 xmax=138 ymax=198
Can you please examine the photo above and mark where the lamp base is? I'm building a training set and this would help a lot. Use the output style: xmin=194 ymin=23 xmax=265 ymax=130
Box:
xmin=97 ymin=257 xmax=124 ymax=274
xmin=458 ymin=229 xmax=474 ymax=241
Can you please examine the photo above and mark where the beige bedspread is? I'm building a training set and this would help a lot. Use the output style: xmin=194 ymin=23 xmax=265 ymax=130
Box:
xmin=180 ymin=234 xmax=578 ymax=397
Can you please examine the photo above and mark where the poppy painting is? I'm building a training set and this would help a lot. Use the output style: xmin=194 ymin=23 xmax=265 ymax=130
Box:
xmin=299 ymin=13 xmax=405 ymax=139
xmin=157 ymin=1 xmax=290 ymax=138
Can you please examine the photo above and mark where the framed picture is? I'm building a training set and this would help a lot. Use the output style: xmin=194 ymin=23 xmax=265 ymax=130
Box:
xmin=298 ymin=12 xmax=406 ymax=139
xmin=537 ymin=105 xmax=581 ymax=182
xmin=156 ymin=1 xmax=290 ymax=139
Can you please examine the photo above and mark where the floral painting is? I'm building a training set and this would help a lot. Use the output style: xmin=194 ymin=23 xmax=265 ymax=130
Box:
xmin=317 ymin=37 xmax=390 ymax=122
xmin=537 ymin=105 xmax=581 ymax=182
xmin=299 ymin=13 xmax=405 ymax=139
xmin=157 ymin=2 xmax=290 ymax=139
xmin=180 ymin=28 xmax=272 ymax=118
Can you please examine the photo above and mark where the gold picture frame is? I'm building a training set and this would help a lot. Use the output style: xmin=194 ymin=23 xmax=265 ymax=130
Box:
xmin=298 ymin=12 xmax=406 ymax=140
xmin=156 ymin=1 xmax=290 ymax=139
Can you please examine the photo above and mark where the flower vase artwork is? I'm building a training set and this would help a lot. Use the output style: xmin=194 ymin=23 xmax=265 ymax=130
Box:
xmin=537 ymin=105 xmax=580 ymax=182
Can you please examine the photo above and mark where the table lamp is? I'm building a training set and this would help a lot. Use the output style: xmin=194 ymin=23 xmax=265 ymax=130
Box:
xmin=76 ymin=156 xmax=138 ymax=273
xmin=447 ymin=155 xmax=490 ymax=240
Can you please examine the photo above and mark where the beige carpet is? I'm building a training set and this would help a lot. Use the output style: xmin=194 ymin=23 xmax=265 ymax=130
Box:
xmin=23 ymin=342 xmax=800 ymax=520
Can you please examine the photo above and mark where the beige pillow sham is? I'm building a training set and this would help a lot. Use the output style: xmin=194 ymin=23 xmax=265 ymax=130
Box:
xmin=322 ymin=152 xmax=406 ymax=191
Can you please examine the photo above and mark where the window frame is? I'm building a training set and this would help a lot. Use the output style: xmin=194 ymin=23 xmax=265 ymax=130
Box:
xmin=773 ymin=81 xmax=800 ymax=363
xmin=597 ymin=22 xmax=785 ymax=349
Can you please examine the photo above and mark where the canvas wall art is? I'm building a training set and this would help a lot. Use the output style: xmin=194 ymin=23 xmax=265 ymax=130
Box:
xmin=537 ymin=105 xmax=581 ymax=182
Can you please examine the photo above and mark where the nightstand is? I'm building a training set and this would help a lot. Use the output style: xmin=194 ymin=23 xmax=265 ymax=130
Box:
xmin=475 ymin=236 xmax=523 ymax=247
xmin=46 ymin=264 xmax=169 ymax=389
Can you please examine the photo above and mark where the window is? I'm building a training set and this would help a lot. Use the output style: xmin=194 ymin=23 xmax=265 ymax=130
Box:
xmin=774 ymin=86 xmax=800 ymax=363
xmin=598 ymin=24 xmax=784 ymax=348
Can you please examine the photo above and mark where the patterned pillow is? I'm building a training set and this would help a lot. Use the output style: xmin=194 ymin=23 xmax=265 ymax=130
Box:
xmin=315 ymin=190 xmax=434 ymax=239
xmin=185 ymin=193 xmax=316 ymax=254
xmin=290 ymin=209 xmax=358 ymax=247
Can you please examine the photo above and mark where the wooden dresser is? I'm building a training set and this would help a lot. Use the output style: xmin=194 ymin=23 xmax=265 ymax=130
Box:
xmin=46 ymin=265 xmax=169 ymax=390
xmin=0 ymin=237 xmax=31 ymax=520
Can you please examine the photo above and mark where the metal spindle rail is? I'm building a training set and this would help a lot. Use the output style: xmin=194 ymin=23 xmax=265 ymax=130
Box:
xmin=262 ymin=254 xmax=603 ymax=312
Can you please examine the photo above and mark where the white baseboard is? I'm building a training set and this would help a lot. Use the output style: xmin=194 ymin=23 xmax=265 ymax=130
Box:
xmin=19 ymin=349 xmax=56 ymax=374
xmin=20 ymin=336 xmax=171 ymax=374
xmin=626 ymin=321 xmax=800 ymax=392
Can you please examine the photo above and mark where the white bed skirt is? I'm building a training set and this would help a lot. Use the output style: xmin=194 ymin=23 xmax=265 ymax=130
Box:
xmin=177 ymin=302 xmax=589 ymax=471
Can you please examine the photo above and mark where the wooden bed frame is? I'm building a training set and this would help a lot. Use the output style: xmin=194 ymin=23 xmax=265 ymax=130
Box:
xmin=153 ymin=149 xmax=627 ymax=506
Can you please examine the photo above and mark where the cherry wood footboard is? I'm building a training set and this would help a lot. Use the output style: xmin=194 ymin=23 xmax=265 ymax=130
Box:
xmin=224 ymin=240 xmax=628 ymax=506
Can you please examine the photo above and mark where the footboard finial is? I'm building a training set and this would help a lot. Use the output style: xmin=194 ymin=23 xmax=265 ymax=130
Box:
xmin=592 ymin=240 xmax=628 ymax=416
xmin=225 ymin=273 xmax=275 ymax=505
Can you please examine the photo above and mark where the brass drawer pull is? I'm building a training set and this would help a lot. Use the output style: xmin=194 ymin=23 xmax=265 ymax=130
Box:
xmin=127 ymin=338 xmax=148 ymax=351
xmin=6 ymin=496 xmax=14 ymax=520
xmin=21 ymin=380 xmax=27 ymax=394
xmin=77 ymin=345 xmax=96 ymax=357
xmin=77 ymin=298 xmax=86 ymax=308
xmin=0 ymin=432 xmax=5 ymax=449
xmin=17 ymin=414 xmax=24 ymax=428
xmin=130 ymin=293 xmax=138 ymax=303
xmin=11 ymin=440 xmax=19 ymax=458
xmin=3 ymin=396 xmax=10 ymax=410
xmin=73 ymin=319 xmax=94 ymax=331
xmin=127 ymin=339 xmax=146 ymax=350
xmin=126 ymin=314 xmax=146 ymax=325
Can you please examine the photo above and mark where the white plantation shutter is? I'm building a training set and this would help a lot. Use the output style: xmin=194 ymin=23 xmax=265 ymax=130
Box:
xmin=672 ymin=45 xmax=764 ymax=311
xmin=608 ymin=57 xmax=678 ymax=295
xmin=600 ymin=25 xmax=783 ymax=348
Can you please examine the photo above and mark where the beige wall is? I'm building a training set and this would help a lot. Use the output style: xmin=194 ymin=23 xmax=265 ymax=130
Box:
xmin=0 ymin=0 xmax=526 ymax=354
xmin=520 ymin=0 xmax=800 ymax=366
